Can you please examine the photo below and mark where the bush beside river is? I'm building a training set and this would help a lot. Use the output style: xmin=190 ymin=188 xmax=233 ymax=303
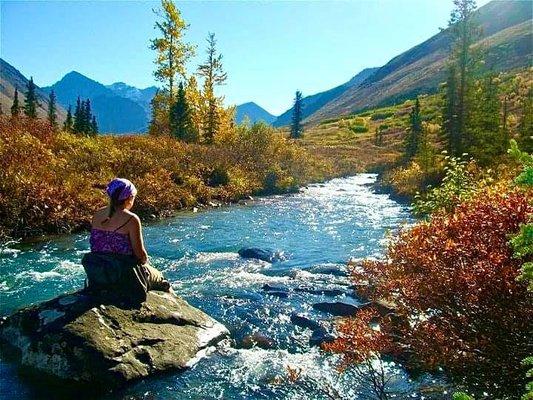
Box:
xmin=0 ymin=116 xmax=334 ymax=241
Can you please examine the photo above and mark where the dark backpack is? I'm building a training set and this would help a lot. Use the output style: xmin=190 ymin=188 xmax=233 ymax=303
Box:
xmin=81 ymin=252 xmax=148 ymax=304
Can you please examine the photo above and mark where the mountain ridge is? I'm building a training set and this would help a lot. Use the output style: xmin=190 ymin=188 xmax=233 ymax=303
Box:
xmin=0 ymin=58 xmax=67 ymax=120
xmin=306 ymin=0 xmax=532 ymax=123
xmin=42 ymin=72 xmax=149 ymax=134
xmin=272 ymin=67 xmax=379 ymax=127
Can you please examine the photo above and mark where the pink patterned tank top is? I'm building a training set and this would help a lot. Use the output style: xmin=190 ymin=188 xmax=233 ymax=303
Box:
xmin=89 ymin=217 xmax=133 ymax=255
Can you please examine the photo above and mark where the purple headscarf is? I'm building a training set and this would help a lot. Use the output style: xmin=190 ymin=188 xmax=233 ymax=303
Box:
xmin=106 ymin=178 xmax=137 ymax=201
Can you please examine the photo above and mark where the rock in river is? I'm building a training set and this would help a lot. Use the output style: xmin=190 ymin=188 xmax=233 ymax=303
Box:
xmin=238 ymin=247 xmax=279 ymax=262
xmin=0 ymin=290 xmax=229 ymax=390
xmin=312 ymin=301 xmax=360 ymax=316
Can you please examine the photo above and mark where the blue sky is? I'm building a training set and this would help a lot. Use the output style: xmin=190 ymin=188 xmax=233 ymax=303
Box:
xmin=1 ymin=0 xmax=491 ymax=115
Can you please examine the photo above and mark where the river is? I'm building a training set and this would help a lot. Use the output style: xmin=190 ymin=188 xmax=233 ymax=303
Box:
xmin=0 ymin=174 xmax=448 ymax=399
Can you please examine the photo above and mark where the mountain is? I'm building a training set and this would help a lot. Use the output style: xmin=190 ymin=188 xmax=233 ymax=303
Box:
xmin=106 ymin=82 xmax=157 ymax=118
xmin=0 ymin=58 xmax=66 ymax=120
xmin=235 ymin=102 xmax=276 ymax=124
xmin=42 ymin=72 xmax=149 ymax=134
xmin=272 ymin=67 xmax=379 ymax=127
xmin=306 ymin=0 xmax=532 ymax=123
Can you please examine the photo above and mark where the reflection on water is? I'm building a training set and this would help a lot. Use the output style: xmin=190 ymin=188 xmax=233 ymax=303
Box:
xmin=0 ymin=174 xmax=447 ymax=399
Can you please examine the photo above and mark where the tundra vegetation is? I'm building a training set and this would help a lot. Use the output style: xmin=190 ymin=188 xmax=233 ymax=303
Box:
xmin=1 ymin=0 xmax=531 ymax=398
xmin=313 ymin=1 xmax=533 ymax=399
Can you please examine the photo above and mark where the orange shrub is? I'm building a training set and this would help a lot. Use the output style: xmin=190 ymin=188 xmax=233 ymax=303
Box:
xmin=0 ymin=117 xmax=333 ymax=240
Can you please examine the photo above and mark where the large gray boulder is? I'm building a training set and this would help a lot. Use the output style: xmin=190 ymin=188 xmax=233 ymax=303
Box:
xmin=0 ymin=290 xmax=228 ymax=389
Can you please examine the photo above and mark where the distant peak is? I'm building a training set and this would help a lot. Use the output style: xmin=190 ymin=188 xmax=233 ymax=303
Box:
xmin=64 ymin=71 xmax=85 ymax=78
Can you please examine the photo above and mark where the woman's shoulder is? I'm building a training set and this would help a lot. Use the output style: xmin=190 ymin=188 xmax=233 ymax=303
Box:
xmin=123 ymin=210 xmax=141 ymax=224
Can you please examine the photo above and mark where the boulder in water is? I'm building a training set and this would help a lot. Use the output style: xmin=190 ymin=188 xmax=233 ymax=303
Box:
xmin=309 ymin=326 xmax=336 ymax=347
xmin=239 ymin=332 xmax=276 ymax=350
xmin=238 ymin=247 xmax=278 ymax=262
xmin=294 ymin=286 xmax=347 ymax=297
xmin=0 ymin=290 xmax=229 ymax=390
xmin=312 ymin=301 xmax=360 ymax=316
xmin=290 ymin=313 xmax=321 ymax=331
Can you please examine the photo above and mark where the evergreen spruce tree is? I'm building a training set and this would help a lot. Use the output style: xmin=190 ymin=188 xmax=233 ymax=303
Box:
xmin=83 ymin=99 xmax=93 ymax=134
xmin=466 ymin=74 xmax=503 ymax=164
xmin=442 ymin=66 xmax=461 ymax=155
xmin=23 ymin=77 xmax=40 ymax=118
xmin=170 ymin=81 xmax=196 ymax=142
xmin=404 ymin=97 xmax=422 ymax=161
xmin=416 ymin=126 xmax=437 ymax=174
xmin=63 ymin=105 xmax=73 ymax=132
xmin=73 ymin=97 xmax=82 ymax=134
xmin=290 ymin=90 xmax=303 ymax=139
xmin=91 ymin=115 xmax=99 ymax=135
xmin=446 ymin=0 xmax=480 ymax=155
xmin=518 ymin=88 xmax=533 ymax=153
xmin=197 ymin=32 xmax=227 ymax=143
xmin=11 ymin=87 xmax=21 ymax=117
xmin=47 ymin=90 xmax=58 ymax=129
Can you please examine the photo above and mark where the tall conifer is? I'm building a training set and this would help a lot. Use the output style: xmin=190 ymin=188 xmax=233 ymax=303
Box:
xmin=11 ymin=87 xmax=21 ymax=117
xmin=47 ymin=90 xmax=58 ymax=129
xmin=404 ymin=97 xmax=422 ymax=161
xmin=91 ymin=115 xmax=99 ymax=135
xmin=290 ymin=90 xmax=303 ymax=139
xmin=170 ymin=81 xmax=196 ymax=142
xmin=73 ymin=97 xmax=82 ymax=134
xmin=197 ymin=33 xmax=227 ymax=143
xmin=63 ymin=105 xmax=73 ymax=132
xmin=24 ymin=77 xmax=40 ymax=118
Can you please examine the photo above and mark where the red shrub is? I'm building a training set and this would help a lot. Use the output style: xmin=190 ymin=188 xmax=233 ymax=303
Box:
xmin=341 ymin=188 xmax=533 ymax=397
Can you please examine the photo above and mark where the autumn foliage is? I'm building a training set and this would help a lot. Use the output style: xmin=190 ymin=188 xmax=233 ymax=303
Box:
xmin=330 ymin=187 xmax=532 ymax=397
xmin=0 ymin=116 xmax=332 ymax=240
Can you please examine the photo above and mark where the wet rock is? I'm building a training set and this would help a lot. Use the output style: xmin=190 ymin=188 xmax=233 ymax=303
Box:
xmin=265 ymin=291 xmax=289 ymax=298
xmin=294 ymin=286 xmax=346 ymax=297
xmin=238 ymin=247 xmax=277 ymax=263
xmin=312 ymin=301 xmax=360 ymax=316
xmin=309 ymin=326 xmax=336 ymax=347
xmin=0 ymin=290 xmax=229 ymax=390
xmin=262 ymin=284 xmax=289 ymax=292
xmin=290 ymin=313 xmax=321 ymax=331
xmin=239 ymin=332 xmax=275 ymax=350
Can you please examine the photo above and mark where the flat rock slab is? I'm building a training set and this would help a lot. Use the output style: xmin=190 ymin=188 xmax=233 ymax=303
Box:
xmin=0 ymin=290 xmax=228 ymax=390
xmin=312 ymin=301 xmax=360 ymax=316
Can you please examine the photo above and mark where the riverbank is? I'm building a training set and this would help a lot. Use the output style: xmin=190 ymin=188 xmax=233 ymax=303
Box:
xmin=1 ymin=175 xmax=446 ymax=399
xmin=0 ymin=116 xmax=338 ymax=243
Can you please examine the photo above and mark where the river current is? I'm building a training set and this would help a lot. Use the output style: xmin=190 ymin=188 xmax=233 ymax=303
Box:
xmin=0 ymin=174 xmax=448 ymax=399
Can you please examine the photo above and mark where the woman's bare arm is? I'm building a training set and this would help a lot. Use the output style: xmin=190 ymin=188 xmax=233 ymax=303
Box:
xmin=129 ymin=215 xmax=148 ymax=264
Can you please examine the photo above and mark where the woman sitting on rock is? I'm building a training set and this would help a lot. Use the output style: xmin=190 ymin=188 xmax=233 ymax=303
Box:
xmin=83 ymin=178 xmax=171 ymax=299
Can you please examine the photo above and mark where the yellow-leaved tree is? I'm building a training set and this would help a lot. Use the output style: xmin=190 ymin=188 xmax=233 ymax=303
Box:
xmin=149 ymin=0 xmax=195 ymax=135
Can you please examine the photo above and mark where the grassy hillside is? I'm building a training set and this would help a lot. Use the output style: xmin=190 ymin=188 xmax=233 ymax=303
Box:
xmin=300 ymin=67 xmax=530 ymax=181
xmin=306 ymin=0 xmax=532 ymax=124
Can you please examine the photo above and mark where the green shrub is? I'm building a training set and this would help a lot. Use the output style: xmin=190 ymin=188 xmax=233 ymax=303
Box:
xmin=413 ymin=156 xmax=477 ymax=216
xmin=350 ymin=125 xmax=368 ymax=133
xmin=370 ymin=111 xmax=394 ymax=121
